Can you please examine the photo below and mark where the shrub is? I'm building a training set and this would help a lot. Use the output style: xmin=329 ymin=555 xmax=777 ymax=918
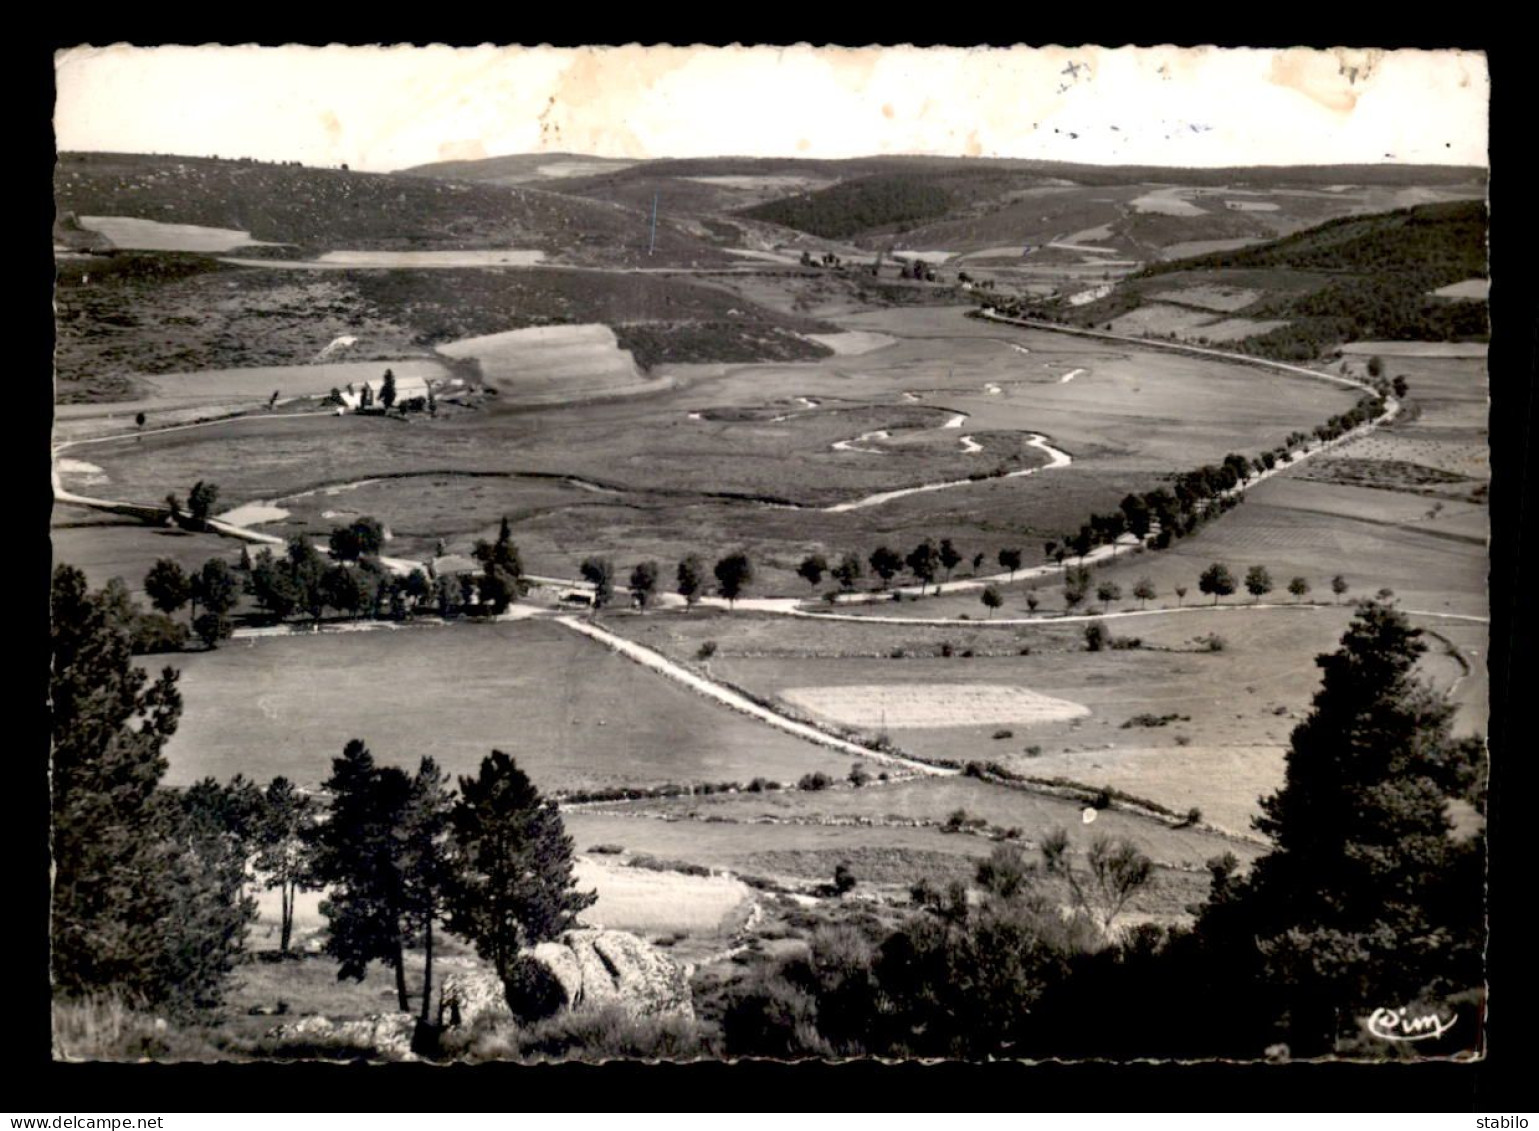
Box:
xmin=1121 ymin=712 xmax=1188 ymax=729
xmin=798 ymin=772 xmax=834 ymax=792
xmin=1109 ymin=635 xmax=1143 ymax=650
xmin=1174 ymin=734 xmax=1192 ymax=747
xmin=1024 ymin=745 xmax=1043 ymax=757
xmin=1091 ymin=788 xmax=1113 ymax=810
xmin=1084 ymin=621 xmax=1108 ymax=652
xmin=1018 ymin=645 xmax=1032 ymax=656
xmin=833 ymin=863 xmax=857 ymax=895
xmin=992 ymin=728 xmax=1014 ymax=740
xmin=512 ymin=1005 xmax=707 ymax=1062
xmin=587 ymin=844 xmax=625 ymax=855
xmin=848 ymin=763 xmax=871 ymax=788
xmin=1196 ymin=633 xmax=1228 ymax=652
xmin=939 ymin=641 xmax=955 ymax=657
xmin=890 ymin=647 xmax=907 ymax=658
xmin=503 ymin=955 xmax=569 ymax=1024
xmin=697 ymin=641 xmax=719 ymax=660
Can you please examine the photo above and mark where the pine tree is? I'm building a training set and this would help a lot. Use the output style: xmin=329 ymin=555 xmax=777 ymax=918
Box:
xmin=313 ymin=741 xmax=415 ymax=1011
xmin=1196 ymin=600 xmax=1485 ymax=1054
xmin=445 ymin=751 xmax=596 ymax=985
xmin=312 ymin=743 xmax=455 ymax=1016
xmin=50 ymin=565 xmax=252 ymax=1011
xmin=255 ymin=777 xmax=319 ymax=955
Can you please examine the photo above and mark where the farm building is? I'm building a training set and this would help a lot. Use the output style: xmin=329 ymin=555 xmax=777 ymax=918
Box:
xmin=430 ymin=554 xmax=480 ymax=579
xmin=338 ymin=373 xmax=430 ymax=409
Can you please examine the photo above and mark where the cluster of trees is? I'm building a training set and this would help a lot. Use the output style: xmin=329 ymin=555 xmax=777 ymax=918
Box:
xmin=579 ymin=550 xmax=754 ymax=611
xmin=246 ymin=515 xmax=525 ymax=627
xmin=163 ymin=479 xmax=222 ymax=528
xmin=716 ymin=599 xmax=1486 ymax=1058
xmin=143 ymin=554 xmax=242 ymax=648
xmin=1045 ymin=404 xmax=1385 ymax=574
xmin=797 ymin=538 xmax=1004 ymax=599
xmin=52 ymin=563 xmax=592 ymax=1032
xmin=744 ymin=174 xmax=955 ymax=240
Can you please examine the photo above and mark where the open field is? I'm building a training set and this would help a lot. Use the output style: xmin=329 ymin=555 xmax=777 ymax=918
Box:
xmin=781 ymin=683 xmax=1091 ymax=729
xmin=238 ymin=249 xmax=549 ymax=268
xmin=437 ymin=323 xmax=654 ymax=402
xmin=161 ymin=618 xmax=851 ymax=793
xmin=67 ymin=308 xmax=1366 ymax=594
xmin=78 ymin=216 xmax=281 ymax=252
xmin=571 ymin=859 xmax=755 ymax=937
xmin=50 ymin=506 xmax=239 ymax=599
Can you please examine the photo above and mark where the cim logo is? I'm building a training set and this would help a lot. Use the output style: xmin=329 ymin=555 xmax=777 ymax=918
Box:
xmin=1366 ymin=1005 xmax=1457 ymax=1043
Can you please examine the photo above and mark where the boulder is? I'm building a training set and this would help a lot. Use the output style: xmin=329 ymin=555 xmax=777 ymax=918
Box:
xmin=523 ymin=929 xmax=694 ymax=1022
xmin=263 ymin=1011 xmax=418 ymax=1061
xmin=439 ymin=966 xmax=514 ymax=1030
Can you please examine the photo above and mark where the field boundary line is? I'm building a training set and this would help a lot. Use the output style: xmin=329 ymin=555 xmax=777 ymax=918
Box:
xmin=553 ymin=615 xmax=955 ymax=777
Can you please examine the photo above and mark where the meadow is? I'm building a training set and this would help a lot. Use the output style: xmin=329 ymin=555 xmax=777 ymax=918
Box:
xmin=161 ymin=618 xmax=848 ymax=794
xmin=68 ymin=309 xmax=1365 ymax=597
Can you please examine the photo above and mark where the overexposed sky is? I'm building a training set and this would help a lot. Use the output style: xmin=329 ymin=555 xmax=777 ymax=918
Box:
xmin=54 ymin=44 xmax=1490 ymax=172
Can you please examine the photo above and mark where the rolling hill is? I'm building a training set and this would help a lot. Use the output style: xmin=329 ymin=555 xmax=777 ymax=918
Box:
xmin=1015 ymin=199 xmax=1489 ymax=360
xmin=54 ymin=152 xmax=732 ymax=267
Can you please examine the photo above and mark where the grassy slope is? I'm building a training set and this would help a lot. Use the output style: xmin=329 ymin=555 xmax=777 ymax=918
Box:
xmin=162 ymin=617 xmax=846 ymax=793
xmin=1054 ymin=201 xmax=1490 ymax=358
xmin=52 ymin=255 xmax=839 ymax=402
xmin=55 ymin=152 xmax=729 ymax=266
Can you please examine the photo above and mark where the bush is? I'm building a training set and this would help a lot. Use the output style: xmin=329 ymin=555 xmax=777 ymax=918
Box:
xmin=1109 ymin=635 xmax=1143 ymax=650
xmin=939 ymin=641 xmax=955 ymax=657
xmin=992 ymin=728 xmax=1014 ymax=740
xmin=848 ymin=763 xmax=871 ymax=788
xmin=587 ymin=843 xmax=625 ymax=855
xmin=511 ymin=1005 xmax=707 ymax=1062
xmin=1174 ymin=734 xmax=1192 ymax=747
xmin=1091 ymin=788 xmax=1113 ymax=810
xmin=833 ymin=863 xmax=858 ymax=894
xmin=1121 ymin=712 xmax=1189 ymax=729
xmin=798 ymin=772 xmax=834 ymax=792
xmin=502 ymin=955 xmax=569 ymax=1024
xmin=1084 ymin=621 xmax=1108 ymax=652
xmin=697 ymin=641 xmax=719 ymax=660
xmin=1024 ymin=745 xmax=1043 ymax=757
xmin=129 ymin=612 xmax=190 ymax=655
xmin=1195 ymin=633 xmax=1228 ymax=653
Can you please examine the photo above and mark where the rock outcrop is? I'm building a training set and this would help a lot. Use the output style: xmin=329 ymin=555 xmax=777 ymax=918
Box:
xmin=524 ymin=929 xmax=695 ymax=1021
xmin=439 ymin=967 xmax=514 ymax=1030
xmin=441 ymin=930 xmax=695 ymax=1029
xmin=262 ymin=1011 xmax=418 ymax=1061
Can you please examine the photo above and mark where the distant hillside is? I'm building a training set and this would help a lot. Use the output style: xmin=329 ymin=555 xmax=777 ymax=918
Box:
xmin=1139 ymin=199 xmax=1488 ymax=278
xmin=400 ymin=152 xmax=1486 ymax=257
xmin=54 ymin=153 xmax=730 ymax=267
xmin=53 ymin=255 xmax=838 ymax=402
xmin=1032 ymin=200 xmax=1489 ymax=360
xmin=401 ymin=152 xmax=639 ymax=184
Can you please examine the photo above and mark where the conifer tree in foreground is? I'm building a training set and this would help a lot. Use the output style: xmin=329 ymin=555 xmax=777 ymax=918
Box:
xmin=1193 ymin=599 xmax=1485 ymax=1055
xmin=446 ymin=751 xmax=596 ymax=994
xmin=50 ymin=564 xmax=252 ymax=1011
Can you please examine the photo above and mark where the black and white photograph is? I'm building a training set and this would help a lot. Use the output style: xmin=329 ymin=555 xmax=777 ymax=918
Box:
xmin=45 ymin=42 xmax=1494 ymax=1070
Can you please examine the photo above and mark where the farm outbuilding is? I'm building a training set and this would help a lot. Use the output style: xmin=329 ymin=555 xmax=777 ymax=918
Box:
xmin=338 ymin=373 xmax=430 ymax=409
